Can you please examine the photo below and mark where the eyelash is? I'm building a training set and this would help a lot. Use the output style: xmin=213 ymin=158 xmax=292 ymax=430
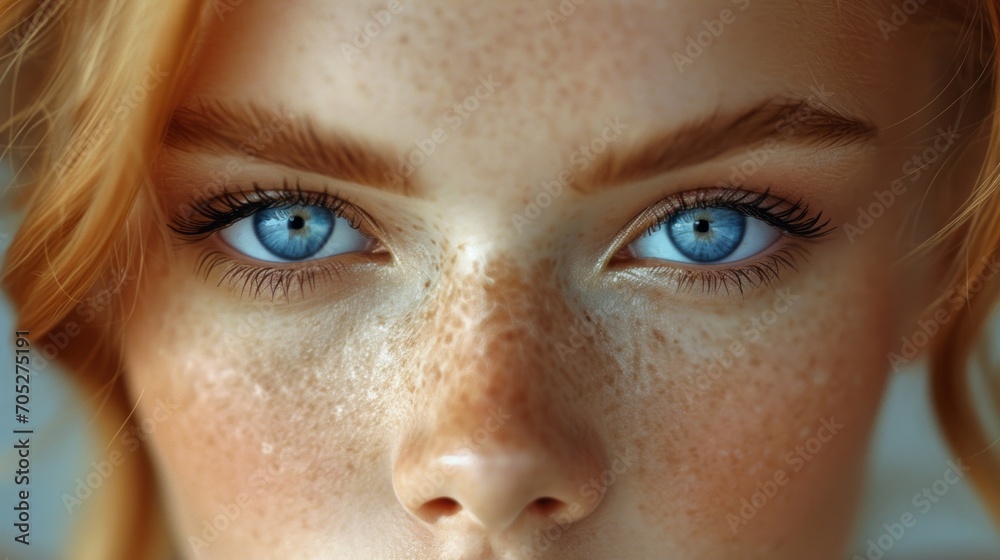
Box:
xmin=192 ymin=251 xmax=351 ymax=299
xmin=169 ymin=183 xmax=831 ymax=299
xmin=643 ymin=188 xmax=832 ymax=238
xmin=169 ymin=179 xmax=358 ymax=239
xmin=169 ymin=180 xmax=367 ymax=299
xmin=620 ymin=188 xmax=834 ymax=296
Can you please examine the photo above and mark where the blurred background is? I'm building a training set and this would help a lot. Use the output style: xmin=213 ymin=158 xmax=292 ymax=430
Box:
xmin=0 ymin=159 xmax=998 ymax=558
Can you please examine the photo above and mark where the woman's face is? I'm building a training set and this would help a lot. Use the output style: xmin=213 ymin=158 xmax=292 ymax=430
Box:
xmin=122 ymin=1 xmax=964 ymax=558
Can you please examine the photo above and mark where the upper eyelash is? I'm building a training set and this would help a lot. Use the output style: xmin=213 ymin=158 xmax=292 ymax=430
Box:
xmin=171 ymin=183 xmax=825 ymax=299
xmin=168 ymin=179 xmax=355 ymax=240
xmin=644 ymin=187 xmax=834 ymax=239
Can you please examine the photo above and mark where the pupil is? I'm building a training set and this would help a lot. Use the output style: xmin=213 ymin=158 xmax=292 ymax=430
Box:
xmin=288 ymin=215 xmax=306 ymax=230
xmin=694 ymin=219 xmax=711 ymax=233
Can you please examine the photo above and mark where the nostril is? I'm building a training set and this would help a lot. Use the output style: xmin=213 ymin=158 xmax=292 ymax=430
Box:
xmin=529 ymin=496 xmax=564 ymax=517
xmin=419 ymin=497 xmax=462 ymax=522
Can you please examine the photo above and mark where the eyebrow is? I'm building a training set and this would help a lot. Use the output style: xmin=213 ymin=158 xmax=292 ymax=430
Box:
xmin=164 ymin=98 xmax=876 ymax=196
xmin=575 ymin=99 xmax=877 ymax=193
xmin=164 ymin=99 xmax=413 ymax=195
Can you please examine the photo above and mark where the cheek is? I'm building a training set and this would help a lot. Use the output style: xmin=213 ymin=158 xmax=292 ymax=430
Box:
xmin=121 ymin=265 xmax=400 ymax=555
xmin=617 ymin=245 xmax=893 ymax=555
xmin=121 ymin=223 xmax=897 ymax=559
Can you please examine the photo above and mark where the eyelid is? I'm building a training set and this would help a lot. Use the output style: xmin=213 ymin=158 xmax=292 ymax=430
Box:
xmin=168 ymin=179 xmax=383 ymax=244
xmin=641 ymin=188 xmax=832 ymax=240
xmin=601 ymin=186 xmax=833 ymax=269
xmin=170 ymin=180 xmax=389 ymax=300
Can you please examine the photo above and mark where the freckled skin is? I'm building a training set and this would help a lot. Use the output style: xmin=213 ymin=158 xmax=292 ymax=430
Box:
xmin=120 ymin=1 xmax=970 ymax=558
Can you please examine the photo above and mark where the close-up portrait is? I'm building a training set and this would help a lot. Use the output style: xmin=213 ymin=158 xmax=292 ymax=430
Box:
xmin=1 ymin=1 xmax=1000 ymax=559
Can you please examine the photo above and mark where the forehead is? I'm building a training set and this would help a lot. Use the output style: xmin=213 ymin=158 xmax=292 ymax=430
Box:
xmin=194 ymin=0 xmax=889 ymax=111
xmin=188 ymin=0 xmax=925 ymax=189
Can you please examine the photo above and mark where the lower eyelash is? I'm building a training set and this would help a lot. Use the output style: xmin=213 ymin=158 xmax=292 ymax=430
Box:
xmin=195 ymin=250 xmax=348 ymax=300
xmin=644 ymin=246 xmax=808 ymax=296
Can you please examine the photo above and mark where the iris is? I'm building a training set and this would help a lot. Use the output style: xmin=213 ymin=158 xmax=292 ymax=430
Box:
xmin=253 ymin=205 xmax=335 ymax=260
xmin=667 ymin=207 xmax=746 ymax=262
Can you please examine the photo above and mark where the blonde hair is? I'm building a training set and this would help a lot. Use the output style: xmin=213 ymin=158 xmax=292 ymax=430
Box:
xmin=929 ymin=1 xmax=1000 ymax=523
xmin=0 ymin=1 xmax=998 ymax=558
xmin=1 ymin=1 xmax=203 ymax=557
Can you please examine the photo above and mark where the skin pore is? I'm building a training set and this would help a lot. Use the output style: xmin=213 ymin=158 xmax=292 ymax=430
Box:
xmin=118 ymin=0 xmax=967 ymax=558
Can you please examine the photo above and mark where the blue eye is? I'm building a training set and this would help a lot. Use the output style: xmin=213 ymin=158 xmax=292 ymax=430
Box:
xmin=630 ymin=207 xmax=781 ymax=264
xmin=219 ymin=204 xmax=372 ymax=262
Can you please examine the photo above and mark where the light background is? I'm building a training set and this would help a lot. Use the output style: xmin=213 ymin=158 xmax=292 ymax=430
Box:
xmin=0 ymin=192 xmax=997 ymax=558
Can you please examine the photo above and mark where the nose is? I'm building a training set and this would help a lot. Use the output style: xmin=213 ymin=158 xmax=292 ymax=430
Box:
xmin=395 ymin=435 xmax=603 ymax=530
xmin=392 ymin=256 xmax=611 ymax=533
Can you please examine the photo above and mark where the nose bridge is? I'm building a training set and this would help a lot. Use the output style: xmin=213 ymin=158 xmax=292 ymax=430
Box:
xmin=393 ymin=254 xmax=610 ymax=531
xmin=422 ymin=255 xmax=573 ymax=439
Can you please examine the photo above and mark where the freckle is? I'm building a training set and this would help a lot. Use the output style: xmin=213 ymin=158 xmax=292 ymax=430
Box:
xmin=424 ymin=280 xmax=431 ymax=288
xmin=652 ymin=328 xmax=667 ymax=345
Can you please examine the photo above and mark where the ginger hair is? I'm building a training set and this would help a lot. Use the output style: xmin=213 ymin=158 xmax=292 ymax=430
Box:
xmin=0 ymin=1 xmax=997 ymax=558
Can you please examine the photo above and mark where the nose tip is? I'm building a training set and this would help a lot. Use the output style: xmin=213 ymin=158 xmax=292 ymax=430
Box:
xmin=395 ymin=451 xmax=601 ymax=531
